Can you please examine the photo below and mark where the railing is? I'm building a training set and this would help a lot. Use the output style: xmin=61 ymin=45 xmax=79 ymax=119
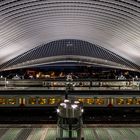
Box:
xmin=0 ymin=79 xmax=139 ymax=91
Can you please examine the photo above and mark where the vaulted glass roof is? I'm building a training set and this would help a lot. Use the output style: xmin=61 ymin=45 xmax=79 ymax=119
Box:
xmin=1 ymin=39 xmax=139 ymax=71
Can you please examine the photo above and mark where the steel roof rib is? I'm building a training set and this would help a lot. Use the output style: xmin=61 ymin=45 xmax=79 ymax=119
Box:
xmin=0 ymin=0 xmax=140 ymax=71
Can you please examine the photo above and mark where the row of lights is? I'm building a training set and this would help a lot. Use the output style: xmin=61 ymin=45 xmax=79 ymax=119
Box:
xmin=0 ymin=97 xmax=140 ymax=105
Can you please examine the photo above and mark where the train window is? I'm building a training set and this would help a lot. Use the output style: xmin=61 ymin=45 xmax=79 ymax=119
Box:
xmin=38 ymin=98 xmax=46 ymax=105
xmin=8 ymin=98 xmax=16 ymax=104
xmin=48 ymin=98 xmax=56 ymax=105
xmin=29 ymin=97 xmax=36 ymax=104
xmin=116 ymin=98 xmax=125 ymax=105
xmin=86 ymin=98 xmax=94 ymax=105
xmin=0 ymin=97 xmax=6 ymax=104
xmin=135 ymin=98 xmax=140 ymax=105
xmin=95 ymin=98 xmax=105 ymax=105
xmin=126 ymin=98 xmax=133 ymax=105
xmin=48 ymin=97 xmax=61 ymax=105
xmin=78 ymin=98 xmax=85 ymax=103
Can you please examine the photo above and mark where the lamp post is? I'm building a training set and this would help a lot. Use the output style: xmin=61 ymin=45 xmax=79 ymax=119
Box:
xmin=65 ymin=74 xmax=74 ymax=99
xmin=56 ymin=100 xmax=84 ymax=140
xmin=5 ymin=77 xmax=7 ymax=88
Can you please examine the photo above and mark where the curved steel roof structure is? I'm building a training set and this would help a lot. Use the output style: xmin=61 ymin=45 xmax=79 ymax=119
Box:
xmin=0 ymin=0 xmax=140 ymax=71
xmin=1 ymin=39 xmax=139 ymax=71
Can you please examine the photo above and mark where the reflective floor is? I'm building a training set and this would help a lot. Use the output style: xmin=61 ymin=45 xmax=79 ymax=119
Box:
xmin=0 ymin=124 xmax=140 ymax=140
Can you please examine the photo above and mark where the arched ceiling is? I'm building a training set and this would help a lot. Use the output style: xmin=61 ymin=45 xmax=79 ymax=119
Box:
xmin=0 ymin=0 xmax=140 ymax=71
xmin=1 ymin=39 xmax=139 ymax=71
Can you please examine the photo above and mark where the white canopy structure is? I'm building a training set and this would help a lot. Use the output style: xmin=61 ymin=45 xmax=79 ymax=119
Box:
xmin=0 ymin=0 xmax=140 ymax=71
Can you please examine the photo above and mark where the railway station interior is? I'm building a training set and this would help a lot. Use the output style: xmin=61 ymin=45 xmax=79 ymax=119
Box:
xmin=0 ymin=0 xmax=140 ymax=140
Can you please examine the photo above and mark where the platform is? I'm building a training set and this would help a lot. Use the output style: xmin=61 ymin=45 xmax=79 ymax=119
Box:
xmin=0 ymin=124 xmax=140 ymax=140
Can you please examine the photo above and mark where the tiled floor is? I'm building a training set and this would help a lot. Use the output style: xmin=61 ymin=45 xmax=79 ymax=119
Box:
xmin=0 ymin=125 xmax=140 ymax=140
